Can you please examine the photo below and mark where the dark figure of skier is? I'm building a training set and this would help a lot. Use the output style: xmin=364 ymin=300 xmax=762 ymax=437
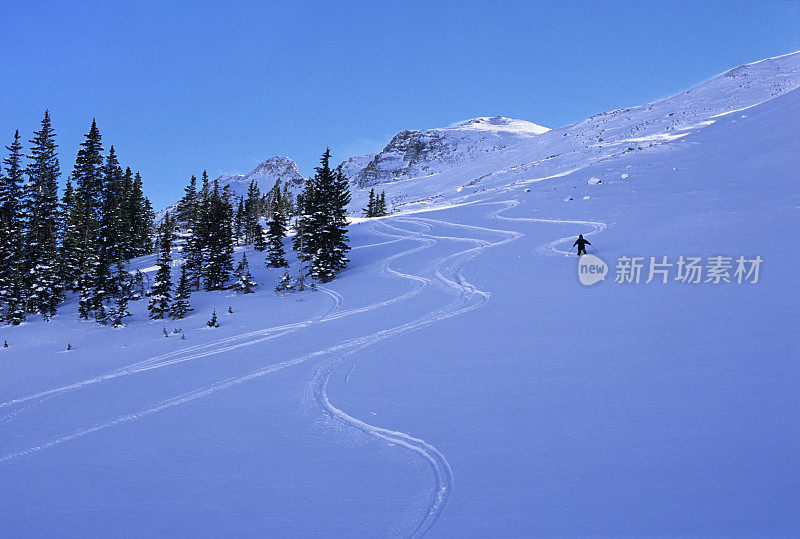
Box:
xmin=573 ymin=234 xmax=591 ymax=256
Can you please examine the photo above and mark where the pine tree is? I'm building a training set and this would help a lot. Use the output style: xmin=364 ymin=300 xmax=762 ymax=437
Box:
xmin=78 ymin=250 xmax=102 ymax=320
xmin=233 ymin=252 xmax=257 ymax=293
xmin=58 ymin=179 xmax=83 ymax=290
xmin=207 ymin=309 xmax=219 ymax=328
xmin=5 ymin=268 xmax=26 ymax=325
xmin=233 ymin=197 xmax=245 ymax=245
xmin=129 ymin=172 xmax=154 ymax=256
xmin=306 ymin=150 xmax=350 ymax=283
xmin=243 ymin=180 xmax=262 ymax=244
xmin=25 ymin=110 xmax=62 ymax=317
xmin=275 ymin=271 xmax=295 ymax=294
xmin=176 ymin=175 xmax=200 ymax=227
xmin=265 ymin=194 xmax=288 ymax=268
xmin=253 ymin=222 xmax=267 ymax=252
xmin=185 ymin=171 xmax=210 ymax=291
xmin=0 ymin=130 xmax=25 ymax=314
xmin=72 ymin=119 xmax=105 ymax=281
xmin=201 ymin=179 xmax=234 ymax=290
xmin=107 ymin=264 xmax=132 ymax=328
xmin=170 ymin=265 xmax=193 ymax=319
xmin=377 ymin=192 xmax=388 ymax=216
xmin=363 ymin=188 xmax=376 ymax=217
xmin=148 ymin=214 xmax=174 ymax=319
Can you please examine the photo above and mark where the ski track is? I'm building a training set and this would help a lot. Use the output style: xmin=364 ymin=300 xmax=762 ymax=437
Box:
xmin=488 ymin=199 xmax=607 ymax=255
xmin=0 ymin=199 xmax=607 ymax=537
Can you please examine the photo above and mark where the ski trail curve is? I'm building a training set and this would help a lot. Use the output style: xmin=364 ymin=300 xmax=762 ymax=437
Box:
xmin=488 ymin=199 xmax=607 ymax=256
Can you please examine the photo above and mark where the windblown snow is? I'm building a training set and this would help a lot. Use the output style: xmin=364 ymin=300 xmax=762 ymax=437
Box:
xmin=2 ymin=51 xmax=799 ymax=536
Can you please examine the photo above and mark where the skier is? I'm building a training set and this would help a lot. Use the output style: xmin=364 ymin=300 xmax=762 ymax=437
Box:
xmin=573 ymin=234 xmax=591 ymax=256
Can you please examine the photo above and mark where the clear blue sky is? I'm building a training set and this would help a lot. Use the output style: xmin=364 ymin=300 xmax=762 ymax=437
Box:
xmin=1 ymin=0 xmax=798 ymax=209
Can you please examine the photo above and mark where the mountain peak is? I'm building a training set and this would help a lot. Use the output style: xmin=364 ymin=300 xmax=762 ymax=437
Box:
xmin=448 ymin=116 xmax=550 ymax=135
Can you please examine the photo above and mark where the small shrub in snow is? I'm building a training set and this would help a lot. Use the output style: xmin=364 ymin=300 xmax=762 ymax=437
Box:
xmin=207 ymin=310 xmax=219 ymax=328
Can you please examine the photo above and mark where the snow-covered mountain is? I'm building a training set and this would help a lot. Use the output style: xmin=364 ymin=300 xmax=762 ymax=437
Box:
xmin=215 ymin=155 xmax=305 ymax=197
xmin=339 ymin=116 xmax=550 ymax=189
xmin=340 ymin=51 xmax=800 ymax=214
xmin=158 ymin=156 xmax=304 ymax=220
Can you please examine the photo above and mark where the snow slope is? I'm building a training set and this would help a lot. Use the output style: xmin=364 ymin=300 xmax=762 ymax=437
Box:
xmin=1 ymin=52 xmax=799 ymax=536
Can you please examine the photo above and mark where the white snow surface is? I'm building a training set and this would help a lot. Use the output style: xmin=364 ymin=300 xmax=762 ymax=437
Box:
xmin=2 ymin=51 xmax=800 ymax=536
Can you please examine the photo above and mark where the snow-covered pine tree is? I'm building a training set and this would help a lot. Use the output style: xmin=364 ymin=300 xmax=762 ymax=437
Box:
xmin=78 ymin=249 xmax=102 ymax=320
xmin=4 ymin=269 xmax=26 ymax=325
xmin=129 ymin=171 xmax=154 ymax=256
xmin=233 ymin=252 xmax=257 ymax=293
xmin=363 ymin=188 xmax=376 ymax=217
xmin=307 ymin=150 xmax=350 ymax=283
xmin=107 ymin=263 xmax=132 ymax=328
xmin=265 ymin=193 xmax=288 ymax=267
xmin=207 ymin=309 xmax=218 ymax=328
xmin=148 ymin=214 xmax=174 ymax=319
xmin=94 ymin=146 xmax=126 ymax=306
xmin=58 ymin=179 xmax=83 ymax=290
xmin=185 ymin=171 xmax=210 ymax=291
xmin=0 ymin=130 xmax=25 ymax=314
xmin=253 ymin=222 xmax=267 ymax=252
xmin=377 ymin=192 xmax=388 ymax=216
xmin=243 ymin=180 xmax=262 ymax=244
xmin=275 ymin=271 xmax=295 ymax=294
xmin=176 ymin=174 xmax=200 ymax=227
xmin=234 ymin=197 xmax=245 ymax=245
xmin=25 ymin=110 xmax=62 ymax=317
xmin=72 ymin=119 xmax=105 ymax=282
xmin=201 ymin=178 xmax=234 ymax=290
xmin=170 ymin=265 xmax=193 ymax=319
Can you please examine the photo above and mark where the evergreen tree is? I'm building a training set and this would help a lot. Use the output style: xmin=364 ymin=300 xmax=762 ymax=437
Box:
xmin=275 ymin=271 xmax=295 ymax=294
xmin=363 ymin=188 xmax=376 ymax=217
xmin=233 ymin=252 xmax=256 ymax=293
xmin=78 ymin=250 xmax=102 ymax=320
xmin=377 ymin=192 xmax=388 ymax=216
xmin=58 ymin=179 xmax=83 ymax=290
xmin=72 ymin=119 xmax=105 ymax=279
xmin=185 ymin=171 xmax=210 ymax=290
xmin=4 ymin=268 xmax=26 ymax=325
xmin=306 ymin=150 xmax=350 ymax=283
xmin=148 ymin=214 xmax=174 ymax=319
xmin=265 ymin=194 xmax=288 ymax=268
xmin=107 ymin=264 xmax=132 ymax=328
xmin=201 ymin=179 xmax=234 ymax=290
xmin=25 ymin=110 xmax=62 ymax=317
xmin=0 ymin=130 xmax=25 ymax=314
xmin=207 ymin=309 xmax=219 ymax=328
xmin=170 ymin=265 xmax=193 ymax=319
xmin=233 ymin=197 xmax=244 ymax=245
xmin=176 ymin=175 xmax=200 ymax=227
xmin=129 ymin=171 xmax=154 ymax=256
xmin=243 ymin=180 xmax=262 ymax=244
xmin=253 ymin=222 xmax=267 ymax=252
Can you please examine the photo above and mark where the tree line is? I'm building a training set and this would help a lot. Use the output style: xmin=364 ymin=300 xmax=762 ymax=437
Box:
xmin=144 ymin=148 xmax=353 ymax=322
xmin=1 ymin=112 xmax=369 ymax=328
xmin=0 ymin=112 xmax=154 ymax=325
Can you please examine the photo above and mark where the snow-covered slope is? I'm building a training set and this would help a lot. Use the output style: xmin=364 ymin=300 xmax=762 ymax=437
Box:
xmin=2 ymin=52 xmax=799 ymax=535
